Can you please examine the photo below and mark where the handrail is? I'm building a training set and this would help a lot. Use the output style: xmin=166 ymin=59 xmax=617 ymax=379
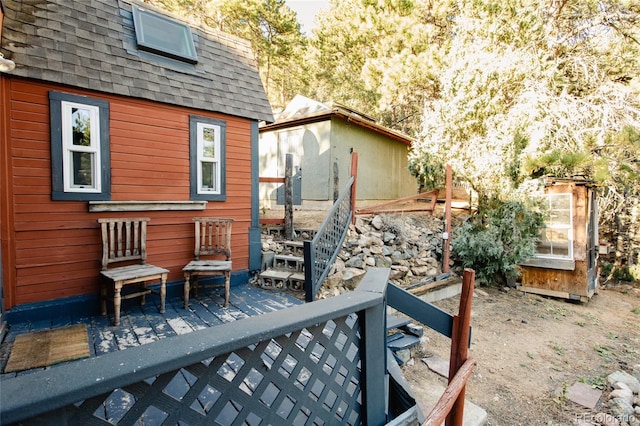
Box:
xmin=423 ymin=358 xmax=477 ymax=426
xmin=303 ymin=175 xmax=355 ymax=302
xmin=356 ymin=189 xmax=439 ymax=215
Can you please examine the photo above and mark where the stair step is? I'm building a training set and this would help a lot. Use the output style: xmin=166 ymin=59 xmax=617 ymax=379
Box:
xmin=274 ymin=254 xmax=304 ymax=272
xmin=288 ymin=272 xmax=306 ymax=291
xmin=387 ymin=334 xmax=421 ymax=351
xmin=259 ymin=269 xmax=291 ymax=289
xmin=387 ymin=314 xmax=411 ymax=331
xmin=282 ymin=241 xmax=304 ymax=256
xmin=284 ymin=241 xmax=304 ymax=247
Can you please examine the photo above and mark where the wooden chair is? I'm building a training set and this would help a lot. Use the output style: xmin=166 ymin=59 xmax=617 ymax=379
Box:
xmin=98 ymin=218 xmax=168 ymax=326
xmin=183 ymin=217 xmax=233 ymax=308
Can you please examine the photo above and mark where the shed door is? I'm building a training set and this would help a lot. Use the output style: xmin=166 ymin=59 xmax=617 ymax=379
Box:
xmin=586 ymin=189 xmax=598 ymax=292
xmin=276 ymin=130 xmax=302 ymax=205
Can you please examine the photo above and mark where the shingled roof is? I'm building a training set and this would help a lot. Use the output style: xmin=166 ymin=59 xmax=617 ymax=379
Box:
xmin=0 ymin=0 xmax=274 ymax=123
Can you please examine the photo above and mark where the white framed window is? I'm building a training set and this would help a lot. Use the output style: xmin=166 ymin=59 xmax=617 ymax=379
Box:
xmin=61 ymin=101 xmax=101 ymax=192
xmin=190 ymin=116 xmax=226 ymax=201
xmin=535 ymin=193 xmax=573 ymax=259
xmin=50 ymin=91 xmax=110 ymax=201
xmin=196 ymin=122 xmax=221 ymax=194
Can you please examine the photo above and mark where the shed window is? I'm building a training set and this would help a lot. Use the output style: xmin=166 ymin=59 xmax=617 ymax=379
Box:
xmin=535 ymin=193 xmax=573 ymax=259
xmin=190 ymin=116 xmax=226 ymax=201
xmin=50 ymin=92 xmax=110 ymax=201
xmin=132 ymin=6 xmax=197 ymax=64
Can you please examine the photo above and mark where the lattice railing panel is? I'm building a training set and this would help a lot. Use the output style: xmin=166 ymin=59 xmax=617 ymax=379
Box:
xmin=306 ymin=176 xmax=354 ymax=300
xmin=31 ymin=314 xmax=363 ymax=426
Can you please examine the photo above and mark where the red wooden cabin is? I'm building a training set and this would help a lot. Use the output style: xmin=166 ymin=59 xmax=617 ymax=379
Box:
xmin=0 ymin=0 xmax=273 ymax=318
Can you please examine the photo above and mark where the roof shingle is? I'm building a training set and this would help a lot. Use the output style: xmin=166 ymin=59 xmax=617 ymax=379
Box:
xmin=1 ymin=0 xmax=274 ymax=123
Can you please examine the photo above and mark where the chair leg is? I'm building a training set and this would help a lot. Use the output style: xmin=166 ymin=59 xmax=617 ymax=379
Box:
xmin=160 ymin=274 xmax=166 ymax=314
xmin=224 ymin=271 xmax=230 ymax=308
xmin=113 ymin=284 xmax=122 ymax=326
xmin=100 ymin=282 xmax=108 ymax=316
xmin=183 ymin=273 xmax=191 ymax=309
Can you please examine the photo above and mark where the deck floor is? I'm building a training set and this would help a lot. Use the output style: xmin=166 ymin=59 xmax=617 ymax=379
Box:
xmin=0 ymin=283 xmax=303 ymax=381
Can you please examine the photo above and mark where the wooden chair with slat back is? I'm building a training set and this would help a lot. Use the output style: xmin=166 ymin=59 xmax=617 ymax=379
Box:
xmin=98 ymin=218 xmax=168 ymax=326
xmin=183 ymin=218 xmax=233 ymax=308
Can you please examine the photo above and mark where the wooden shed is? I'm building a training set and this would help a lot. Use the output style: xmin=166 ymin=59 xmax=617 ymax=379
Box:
xmin=259 ymin=95 xmax=419 ymax=210
xmin=518 ymin=178 xmax=599 ymax=302
xmin=0 ymin=0 xmax=273 ymax=316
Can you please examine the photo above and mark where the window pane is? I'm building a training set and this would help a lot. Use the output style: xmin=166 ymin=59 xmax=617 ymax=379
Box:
xmin=550 ymin=229 xmax=570 ymax=256
xmin=550 ymin=195 xmax=570 ymax=211
xmin=549 ymin=209 xmax=571 ymax=225
xmin=536 ymin=229 xmax=552 ymax=254
xmin=201 ymin=161 xmax=217 ymax=191
xmin=202 ymin=127 xmax=216 ymax=158
xmin=72 ymin=107 xmax=91 ymax=147
xmin=72 ymin=152 xmax=94 ymax=187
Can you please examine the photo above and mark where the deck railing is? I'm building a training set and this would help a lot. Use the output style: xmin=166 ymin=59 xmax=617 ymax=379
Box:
xmin=1 ymin=268 xmax=476 ymax=425
xmin=303 ymin=175 xmax=355 ymax=302
xmin=1 ymin=269 xmax=396 ymax=425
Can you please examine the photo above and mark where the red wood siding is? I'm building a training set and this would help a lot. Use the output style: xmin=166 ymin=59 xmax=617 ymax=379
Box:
xmin=1 ymin=78 xmax=255 ymax=308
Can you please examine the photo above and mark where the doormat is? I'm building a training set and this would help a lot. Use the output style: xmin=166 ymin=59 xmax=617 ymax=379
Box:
xmin=4 ymin=324 xmax=90 ymax=373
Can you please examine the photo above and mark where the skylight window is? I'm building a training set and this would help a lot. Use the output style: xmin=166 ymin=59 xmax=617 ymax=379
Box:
xmin=132 ymin=5 xmax=197 ymax=64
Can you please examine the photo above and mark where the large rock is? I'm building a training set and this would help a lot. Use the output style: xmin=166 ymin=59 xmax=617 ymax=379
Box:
xmin=345 ymin=255 xmax=365 ymax=269
xmin=608 ymin=371 xmax=640 ymax=393
xmin=608 ymin=397 xmax=634 ymax=419
xmin=371 ymin=215 xmax=384 ymax=230
xmin=342 ymin=268 xmax=366 ymax=288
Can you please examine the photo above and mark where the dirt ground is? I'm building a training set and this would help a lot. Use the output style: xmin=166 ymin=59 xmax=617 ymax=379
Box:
xmin=268 ymin=207 xmax=640 ymax=425
xmin=402 ymin=283 xmax=640 ymax=425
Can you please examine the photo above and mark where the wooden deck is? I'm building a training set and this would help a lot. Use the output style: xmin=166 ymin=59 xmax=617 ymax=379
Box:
xmin=0 ymin=283 xmax=303 ymax=381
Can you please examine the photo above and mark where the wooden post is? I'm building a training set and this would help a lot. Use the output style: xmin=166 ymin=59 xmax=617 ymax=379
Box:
xmin=360 ymin=270 xmax=388 ymax=425
xmin=284 ymin=154 xmax=293 ymax=240
xmin=350 ymin=151 xmax=358 ymax=225
xmin=446 ymin=268 xmax=475 ymax=426
xmin=443 ymin=165 xmax=452 ymax=273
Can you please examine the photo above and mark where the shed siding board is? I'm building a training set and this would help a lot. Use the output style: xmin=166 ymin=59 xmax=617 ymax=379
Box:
xmin=332 ymin=118 xmax=416 ymax=201
xmin=3 ymin=79 xmax=252 ymax=308
xmin=521 ymin=261 xmax=589 ymax=297
xmin=302 ymin=121 xmax=331 ymax=200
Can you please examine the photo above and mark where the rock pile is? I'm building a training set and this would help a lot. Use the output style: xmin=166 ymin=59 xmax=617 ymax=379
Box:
xmin=261 ymin=212 xmax=449 ymax=298
xmin=601 ymin=368 xmax=640 ymax=426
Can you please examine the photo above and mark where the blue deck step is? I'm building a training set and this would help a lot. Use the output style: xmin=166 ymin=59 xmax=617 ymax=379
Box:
xmin=387 ymin=314 xmax=410 ymax=331
xmin=387 ymin=333 xmax=421 ymax=351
